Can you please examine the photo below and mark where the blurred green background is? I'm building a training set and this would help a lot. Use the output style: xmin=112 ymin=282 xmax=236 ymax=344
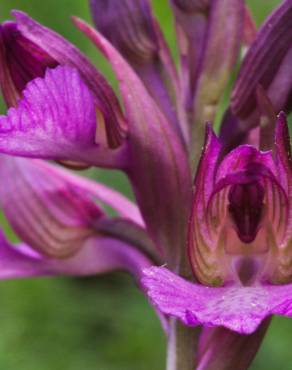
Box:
xmin=0 ymin=1 xmax=291 ymax=369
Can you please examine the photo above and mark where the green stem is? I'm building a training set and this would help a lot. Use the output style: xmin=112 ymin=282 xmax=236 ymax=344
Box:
xmin=166 ymin=317 xmax=200 ymax=370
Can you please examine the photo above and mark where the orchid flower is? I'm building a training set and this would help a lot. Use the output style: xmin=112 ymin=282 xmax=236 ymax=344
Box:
xmin=0 ymin=0 xmax=292 ymax=369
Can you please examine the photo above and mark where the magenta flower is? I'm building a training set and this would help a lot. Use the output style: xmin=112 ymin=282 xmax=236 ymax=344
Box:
xmin=0 ymin=0 xmax=292 ymax=369
xmin=143 ymin=113 xmax=292 ymax=335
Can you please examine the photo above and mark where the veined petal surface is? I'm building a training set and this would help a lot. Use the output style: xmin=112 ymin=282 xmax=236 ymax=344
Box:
xmin=0 ymin=155 xmax=151 ymax=260
xmin=12 ymin=10 xmax=128 ymax=149
xmin=143 ymin=266 xmax=292 ymax=334
xmin=0 ymin=65 xmax=125 ymax=168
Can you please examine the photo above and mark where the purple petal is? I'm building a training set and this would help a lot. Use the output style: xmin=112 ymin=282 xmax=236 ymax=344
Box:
xmin=94 ymin=218 xmax=159 ymax=263
xmin=0 ymin=230 xmax=152 ymax=281
xmin=0 ymin=21 xmax=58 ymax=107
xmin=274 ymin=112 xmax=292 ymax=192
xmin=90 ymin=0 xmax=157 ymax=64
xmin=74 ymin=17 xmax=192 ymax=266
xmin=192 ymin=0 xmax=244 ymax=122
xmin=242 ymin=5 xmax=257 ymax=48
xmin=44 ymin=161 xmax=144 ymax=226
xmin=0 ymin=156 xmax=151 ymax=259
xmin=142 ymin=266 xmax=292 ymax=334
xmin=216 ymin=145 xmax=276 ymax=182
xmin=270 ymin=113 xmax=292 ymax=283
xmin=171 ymin=0 xmax=243 ymax=140
xmin=0 ymin=65 xmax=126 ymax=168
xmin=89 ymin=0 xmax=183 ymax=139
xmin=197 ymin=318 xmax=271 ymax=370
xmin=0 ymin=156 xmax=103 ymax=258
xmin=231 ymin=0 xmax=292 ymax=128
xmin=188 ymin=125 xmax=225 ymax=285
xmin=219 ymin=108 xmax=251 ymax=154
xmin=12 ymin=10 xmax=127 ymax=149
xmin=170 ymin=0 xmax=210 ymax=107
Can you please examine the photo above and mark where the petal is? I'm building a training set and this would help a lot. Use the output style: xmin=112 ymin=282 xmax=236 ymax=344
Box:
xmin=242 ymin=5 xmax=257 ymax=48
xmin=274 ymin=112 xmax=292 ymax=192
xmin=94 ymin=217 xmax=159 ymax=263
xmin=74 ymin=17 xmax=192 ymax=266
xmin=0 ymin=21 xmax=58 ymax=107
xmin=0 ymin=230 xmax=152 ymax=281
xmin=270 ymin=113 xmax=292 ymax=283
xmin=216 ymin=145 xmax=276 ymax=182
xmin=12 ymin=10 xmax=127 ymax=149
xmin=0 ymin=156 xmax=103 ymax=258
xmin=192 ymin=0 xmax=244 ymax=122
xmin=170 ymin=0 xmax=210 ymax=106
xmin=197 ymin=318 xmax=271 ymax=370
xmin=0 ymin=65 xmax=126 ymax=168
xmin=89 ymin=0 xmax=184 ymax=140
xmin=0 ymin=156 xmax=153 ymax=260
xmin=142 ymin=266 xmax=292 ymax=334
xmin=44 ymin=162 xmax=144 ymax=226
xmin=188 ymin=125 xmax=225 ymax=285
xmin=231 ymin=0 xmax=292 ymax=126
xmin=219 ymin=108 xmax=250 ymax=154
xmin=172 ymin=0 xmax=243 ymax=163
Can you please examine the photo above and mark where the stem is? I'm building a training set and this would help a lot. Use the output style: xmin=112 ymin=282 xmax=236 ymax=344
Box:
xmin=166 ymin=318 xmax=200 ymax=370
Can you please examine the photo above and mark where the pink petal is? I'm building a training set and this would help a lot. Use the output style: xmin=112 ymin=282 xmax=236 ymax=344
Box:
xmin=12 ymin=10 xmax=127 ymax=149
xmin=0 ymin=230 xmax=152 ymax=281
xmin=143 ymin=266 xmax=292 ymax=334
xmin=0 ymin=65 xmax=126 ymax=168
xmin=0 ymin=157 xmax=145 ymax=258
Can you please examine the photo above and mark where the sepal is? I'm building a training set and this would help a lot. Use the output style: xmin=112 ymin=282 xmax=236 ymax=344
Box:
xmin=0 ymin=65 xmax=127 ymax=168
xmin=0 ymin=21 xmax=57 ymax=107
xmin=11 ymin=10 xmax=127 ymax=149
xmin=0 ymin=157 xmax=144 ymax=258
xmin=231 ymin=0 xmax=292 ymax=129
xmin=89 ymin=0 xmax=183 ymax=138
xmin=74 ymin=17 xmax=192 ymax=266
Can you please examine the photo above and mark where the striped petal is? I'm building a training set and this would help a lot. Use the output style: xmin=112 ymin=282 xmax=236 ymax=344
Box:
xmin=0 ymin=21 xmax=57 ymax=107
xmin=0 ymin=65 xmax=126 ymax=168
xmin=11 ymin=11 xmax=127 ymax=149
xmin=0 ymin=156 xmax=145 ymax=258
xmin=189 ymin=125 xmax=290 ymax=286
